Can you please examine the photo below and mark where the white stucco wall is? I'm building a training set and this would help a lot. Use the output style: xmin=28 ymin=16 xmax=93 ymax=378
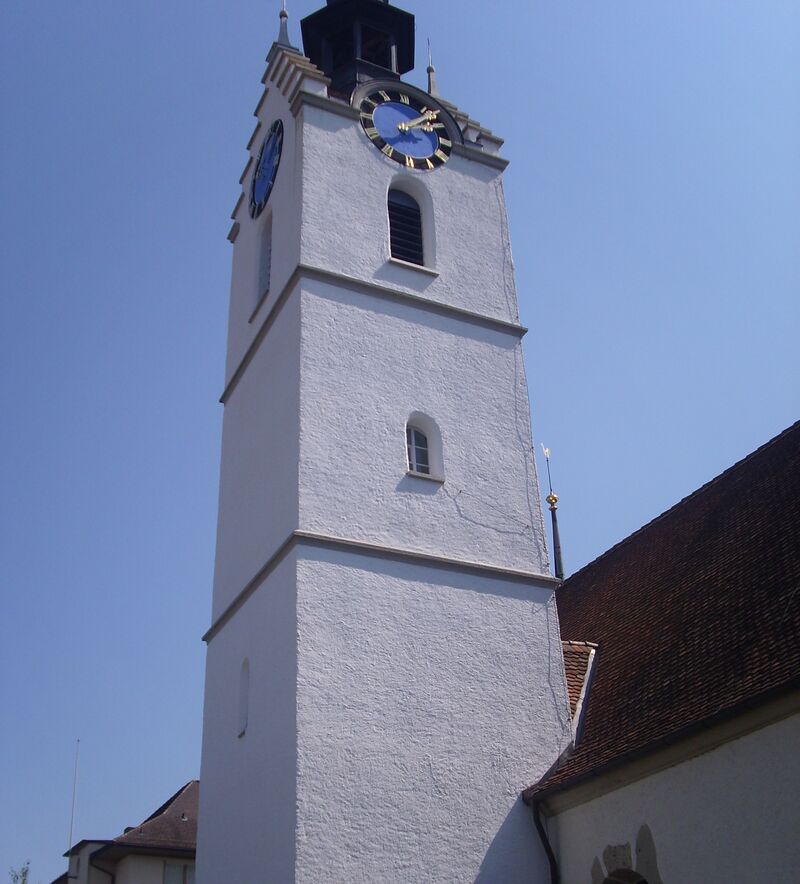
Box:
xmin=197 ymin=552 xmax=298 ymax=884
xmin=550 ymin=712 xmax=800 ymax=884
xmin=225 ymin=80 xmax=303 ymax=383
xmin=294 ymin=546 xmax=571 ymax=883
xmin=211 ymin=290 xmax=300 ymax=620
xmin=298 ymin=280 xmax=548 ymax=573
xmin=200 ymin=48 xmax=568 ymax=883
xmin=299 ymin=102 xmax=520 ymax=325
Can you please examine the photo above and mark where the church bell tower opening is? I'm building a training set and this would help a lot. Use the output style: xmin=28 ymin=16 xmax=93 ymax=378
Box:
xmin=301 ymin=0 xmax=415 ymax=94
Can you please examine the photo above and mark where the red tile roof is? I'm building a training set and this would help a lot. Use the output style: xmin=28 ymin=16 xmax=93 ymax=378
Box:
xmin=92 ymin=780 xmax=198 ymax=863
xmin=527 ymin=421 xmax=800 ymax=800
xmin=562 ymin=641 xmax=596 ymax=717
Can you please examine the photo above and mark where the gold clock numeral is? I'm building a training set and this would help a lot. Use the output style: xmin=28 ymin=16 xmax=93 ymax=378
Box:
xmin=361 ymin=112 xmax=374 ymax=125
xmin=432 ymin=122 xmax=446 ymax=130
xmin=365 ymin=126 xmax=378 ymax=139
xmin=425 ymin=158 xmax=434 ymax=170
xmin=363 ymin=97 xmax=377 ymax=108
xmin=439 ymin=138 xmax=452 ymax=148
xmin=400 ymin=94 xmax=410 ymax=105
xmin=382 ymin=144 xmax=395 ymax=158
xmin=405 ymin=154 xmax=415 ymax=168
xmin=435 ymin=149 xmax=448 ymax=162
xmin=379 ymin=90 xmax=391 ymax=102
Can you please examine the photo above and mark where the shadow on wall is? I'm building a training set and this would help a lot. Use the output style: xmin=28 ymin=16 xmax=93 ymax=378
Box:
xmin=590 ymin=824 xmax=664 ymax=884
xmin=475 ymin=798 xmax=544 ymax=884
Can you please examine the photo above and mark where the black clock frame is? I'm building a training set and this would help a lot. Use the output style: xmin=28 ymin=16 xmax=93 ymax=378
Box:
xmin=249 ymin=119 xmax=284 ymax=219
xmin=352 ymin=80 xmax=463 ymax=171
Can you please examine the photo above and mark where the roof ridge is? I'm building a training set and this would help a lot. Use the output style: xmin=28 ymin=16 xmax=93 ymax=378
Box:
xmin=561 ymin=419 xmax=800 ymax=587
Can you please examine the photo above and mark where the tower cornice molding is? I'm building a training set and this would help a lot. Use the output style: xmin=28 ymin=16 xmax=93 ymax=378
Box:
xmin=203 ymin=529 xmax=560 ymax=644
xmin=220 ymin=262 xmax=528 ymax=405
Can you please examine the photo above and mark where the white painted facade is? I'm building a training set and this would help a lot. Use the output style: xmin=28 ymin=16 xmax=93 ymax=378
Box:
xmin=62 ymin=845 xmax=194 ymax=884
xmin=63 ymin=842 xmax=106 ymax=884
xmin=198 ymin=29 xmax=571 ymax=883
xmin=115 ymin=856 xmax=195 ymax=884
xmin=546 ymin=711 xmax=800 ymax=884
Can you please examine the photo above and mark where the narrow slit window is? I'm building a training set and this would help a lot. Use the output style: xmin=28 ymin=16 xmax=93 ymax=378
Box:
xmin=238 ymin=658 xmax=250 ymax=738
xmin=388 ymin=189 xmax=423 ymax=266
xmin=407 ymin=426 xmax=430 ymax=474
xmin=258 ymin=216 xmax=272 ymax=305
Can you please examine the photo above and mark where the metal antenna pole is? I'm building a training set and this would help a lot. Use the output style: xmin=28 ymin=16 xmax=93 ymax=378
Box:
xmin=67 ymin=738 xmax=80 ymax=854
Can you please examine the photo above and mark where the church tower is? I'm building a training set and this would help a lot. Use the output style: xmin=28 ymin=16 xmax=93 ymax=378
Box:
xmin=197 ymin=2 xmax=571 ymax=880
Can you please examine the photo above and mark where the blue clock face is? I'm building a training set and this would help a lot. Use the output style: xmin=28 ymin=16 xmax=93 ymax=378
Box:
xmin=249 ymin=119 xmax=284 ymax=218
xmin=359 ymin=89 xmax=452 ymax=170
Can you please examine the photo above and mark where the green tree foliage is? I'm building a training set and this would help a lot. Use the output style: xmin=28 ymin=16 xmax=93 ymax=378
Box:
xmin=9 ymin=862 xmax=30 ymax=884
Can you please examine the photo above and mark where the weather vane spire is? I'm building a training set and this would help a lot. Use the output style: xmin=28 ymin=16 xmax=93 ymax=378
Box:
xmin=426 ymin=38 xmax=441 ymax=97
xmin=541 ymin=445 xmax=565 ymax=581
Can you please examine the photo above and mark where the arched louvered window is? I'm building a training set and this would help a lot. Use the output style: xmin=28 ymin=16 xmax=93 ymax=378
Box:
xmin=388 ymin=189 xmax=424 ymax=265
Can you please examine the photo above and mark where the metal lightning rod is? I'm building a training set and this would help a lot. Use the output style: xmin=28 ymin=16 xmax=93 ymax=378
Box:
xmin=541 ymin=445 xmax=565 ymax=580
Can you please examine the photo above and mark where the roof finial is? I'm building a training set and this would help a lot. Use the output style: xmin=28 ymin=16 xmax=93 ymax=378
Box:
xmin=541 ymin=445 xmax=565 ymax=581
xmin=426 ymin=39 xmax=440 ymax=97
xmin=276 ymin=0 xmax=293 ymax=49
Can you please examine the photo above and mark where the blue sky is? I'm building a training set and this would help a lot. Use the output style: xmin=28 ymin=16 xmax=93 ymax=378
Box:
xmin=1 ymin=1 xmax=797 ymax=880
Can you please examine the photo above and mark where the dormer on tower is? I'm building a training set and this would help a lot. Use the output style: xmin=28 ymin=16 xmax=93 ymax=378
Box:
xmin=300 ymin=0 xmax=415 ymax=95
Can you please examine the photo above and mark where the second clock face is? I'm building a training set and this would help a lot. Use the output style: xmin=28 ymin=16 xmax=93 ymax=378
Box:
xmin=359 ymin=89 xmax=453 ymax=170
xmin=250 ymin=119 xmax=284 ymax=219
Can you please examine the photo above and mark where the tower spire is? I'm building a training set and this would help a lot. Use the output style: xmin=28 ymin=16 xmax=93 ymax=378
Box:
xmin=542 ymin=445 xmax=565 ymax=580
xmin=427 ymin=39 xmax=440 ymax=97
xmin=274 ymin=0 xmax=298 ymax=52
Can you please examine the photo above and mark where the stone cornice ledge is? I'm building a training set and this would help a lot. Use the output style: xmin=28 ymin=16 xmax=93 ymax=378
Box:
xmin=451 ymin=142 xmax=509 ymax=171
xmin=303 ymin=264 xmax=526 ymax=335
xmin=290 ymin=89 xmax=360 ymax=122
xmin=294 ymin=529 xmax=558 ymax=586
xmin=203 ymin=529 xmax=558 ymax=643
xmin=220 ymin=262 xmax=527 ymax=404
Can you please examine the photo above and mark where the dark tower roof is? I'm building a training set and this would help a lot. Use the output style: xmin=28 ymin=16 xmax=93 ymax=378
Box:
xmin=301 ymin=0 xmax=415 ymax=96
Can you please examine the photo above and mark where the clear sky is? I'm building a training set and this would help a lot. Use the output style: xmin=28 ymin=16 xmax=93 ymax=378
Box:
xmin=1 ymin=1 xmax=797 ymax=880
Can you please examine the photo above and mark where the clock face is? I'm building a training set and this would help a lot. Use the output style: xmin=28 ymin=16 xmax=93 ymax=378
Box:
xmin=359 ymin=89 xmax=453 ymax=170
xmin=249 ymin=120 xmax=284 ymax=219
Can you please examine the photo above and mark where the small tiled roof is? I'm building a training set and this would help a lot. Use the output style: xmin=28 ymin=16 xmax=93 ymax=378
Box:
xmin=112 ymin=780 xmax=198 ymax=851
xmin=528 ymin=421 xmax=800 ymax=800
xmin=562 ymin=641 xmax=596 ymax=717
xmin=89 ymin=780 xmax=199 ymax=867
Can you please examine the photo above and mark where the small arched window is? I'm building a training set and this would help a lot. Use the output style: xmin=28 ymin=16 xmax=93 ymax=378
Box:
xmin=405 ymin=412 xmax=444 ymax=480
xmin=406 ymin=426 xmax=430 ymax=475
xmin=388 ymin=189 xmax=424 ymax=266
xmin=237 ymin=658 xmax=250 ymax=738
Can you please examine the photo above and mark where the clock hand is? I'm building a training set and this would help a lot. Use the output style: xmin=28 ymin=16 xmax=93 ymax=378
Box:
xmin=398 ymin=109 xmax=440 ymax=133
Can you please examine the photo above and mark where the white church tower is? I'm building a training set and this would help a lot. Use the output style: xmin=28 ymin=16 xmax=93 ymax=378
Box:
xmin=197 ymin=2 xmax=571 ymax=880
